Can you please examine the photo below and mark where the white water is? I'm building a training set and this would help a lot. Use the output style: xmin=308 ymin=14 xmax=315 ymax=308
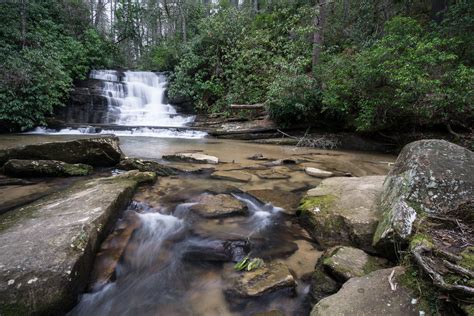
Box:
xmin=90 ymin=70 xmax=194 ymax=127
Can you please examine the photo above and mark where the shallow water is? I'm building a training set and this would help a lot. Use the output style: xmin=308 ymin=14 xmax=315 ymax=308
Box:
xmin=0 ymin=135 xmax=395 ymax=315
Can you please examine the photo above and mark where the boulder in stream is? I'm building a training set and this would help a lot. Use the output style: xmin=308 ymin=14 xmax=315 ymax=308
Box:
xmin=304 ymin=167 xmax=333 ymax=178
xmin=190 ymin=193 xmax=248 ymax=218
xmin=0 ymin=136 xmax=123 ymax=166
xmin=298 ymin=176 xmax=385 ymax=252
xmin=3 ymin=159 xmax=93 ymax=177
xmin=182 ymin=239 xmax=250 ymax=262
xmin=310 ymin=267 xmax=420 ymax=316
xmin=117 ymin=157 xmax=178 ymax=176
xmin=162 ymin=152 xmax=219 ymax=164
xmin=225 ymin=262 xmax=296 ymax=298
xmin=0 ymin=170 xmax=155 ymax=315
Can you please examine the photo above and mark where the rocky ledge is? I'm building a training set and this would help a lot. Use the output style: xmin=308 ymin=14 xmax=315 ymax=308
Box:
xmin=0 ymin=170 xmax=156 ymax=315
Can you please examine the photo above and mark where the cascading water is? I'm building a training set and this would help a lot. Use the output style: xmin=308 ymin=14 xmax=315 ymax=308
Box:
xmin=90 ymin=70 xmax=193 ymax=127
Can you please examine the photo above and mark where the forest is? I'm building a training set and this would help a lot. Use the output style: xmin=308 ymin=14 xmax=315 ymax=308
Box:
xmin=0 ymin=0 xmax=473 ymax=134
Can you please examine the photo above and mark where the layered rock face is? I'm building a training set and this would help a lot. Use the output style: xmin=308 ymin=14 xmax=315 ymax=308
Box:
xmin=3 ymin=159 xmax=93 ymax=177
xmin=0 ymin=171 xmax=155 ymax=315
xmin=0 ymin=136 xmax=123 ymax=166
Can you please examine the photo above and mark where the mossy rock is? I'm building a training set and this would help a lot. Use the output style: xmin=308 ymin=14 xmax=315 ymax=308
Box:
xmin=3 ymin=159 xmax=93 ymax=177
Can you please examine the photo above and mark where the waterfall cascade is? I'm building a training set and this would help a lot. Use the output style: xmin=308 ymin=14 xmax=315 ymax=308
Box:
xmin=90 ymin=70 xmax=193 ymax=127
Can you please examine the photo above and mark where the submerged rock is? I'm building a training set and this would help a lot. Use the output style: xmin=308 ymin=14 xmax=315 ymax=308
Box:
xmin=310 ymin=267 xmax=420 ymax=316
xmin=190 ymin=193 xmax=248 ymax=218
xmin=0 ymin=170 xmax=154 ymax=314
xmin=162 ymin=152 xmax=219 ymax=164
xmin=182 ymin=239 xmax=250 ymax=262
xmin=304 ymin=167 xmax=333 ymax=178
xmin=298 ymin=176 xmax=385 ymax=252
xmin=373 ymin=140 xmax=474 ymax=254
xmin=0 ymin=136 xmax=123 ymax=166
xmin=3 ymin=159 xmax=93 ymax=177
xmin=225 ymin=262 xmax=296 ymax=298
xmin=256 ymin=169 xmax=291 ymax=179
xmin=117 ymin=158 xmax=178 ymax=176
xmin=211 ymin=170 xmax=252 ymax=182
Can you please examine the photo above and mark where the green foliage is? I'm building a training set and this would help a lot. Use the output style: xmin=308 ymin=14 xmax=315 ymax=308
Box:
xmin=0 ymin=1 xmax=115 ymax=130
xmin=319 ymin=16 xmax=474 ymax=132
xmin=234 ymin=256 xmax=264 ymax=271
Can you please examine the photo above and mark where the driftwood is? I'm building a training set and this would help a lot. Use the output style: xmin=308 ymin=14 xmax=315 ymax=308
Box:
xmin=230 ymin=104 xmax=266 ymax=109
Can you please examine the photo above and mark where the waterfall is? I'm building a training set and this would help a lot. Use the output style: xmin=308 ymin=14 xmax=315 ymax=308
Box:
xmin=90 ymin=70 xmax=193 ymax=127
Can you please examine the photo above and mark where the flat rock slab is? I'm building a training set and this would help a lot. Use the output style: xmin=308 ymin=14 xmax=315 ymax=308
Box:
xmin=225 ymin=262 xmax=296 ymax=298
xmin=117 ymin=158 xmax=178 ymax=176
xmin=0 ymin=170 xmax=156 ymax=314
xmin=0 ymin=136 xmax=123 ymax=167
xmin=310 ymin=267 xmax=420 ymax=316
xmin=3 ymin=159 xmax=93 ymax=177
xmin=190 ymin=194 xmax=248 ymax=218
xmin=322 ymin=246 xmax=388 ymax=282
xmin=162 ymin=152 xmax=219 ymax=164
xmin=246 ymin=189 xmax=302 ymax=215
xmin=256 ymin=169 xmax=291 ymax=179
xmin=299 ymin=176 xmax=385 ymax=252
xmin=211 ymin=170 xmax=252 ymax=182
xmin=305 ymin=167 xmax=333 ymax=178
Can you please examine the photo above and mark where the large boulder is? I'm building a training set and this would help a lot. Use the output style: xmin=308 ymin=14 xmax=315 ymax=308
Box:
xmin=0 ymin=136 xmax=123 ymax=167
xmin=310 ymin=246 xmax=388 ymax=303
xmin=298 ymin=176 xmax=385 ymax=252
xmin=190 ymin=193 xmax=248 ymax=218
xmin=3 ymin=159 xmax=93 ymax=177
xmin=310 ymin=267 xmax=420 ymax=316
xmin=373 ymin=140 xmax=474 ymax=253
xmin=0 ymin=170 xmax=155 ymax=315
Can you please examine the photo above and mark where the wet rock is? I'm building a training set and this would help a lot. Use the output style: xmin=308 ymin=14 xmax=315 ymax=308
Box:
xmin=321 ymin=246 xmax=388 ymax=282
xmin=298 ymin=176 xmax=385 ymax=253
xmin=0 ymin=136 xmax=123 ymax=166
xmin=310 ymin=267 xmax=420 ymax=316
xmin=117 ymin=158 xmax=178 ymax=176
xmin=246 ymin=189 xmax=302 ymax=215
xmin=256 ymin=169 xmax=291 ymax=179
xmin=211 ymin=170 xmax=252 ymax=182
xmin=248 ymin=153 xmax=270 ymax=161
xmin=0 ymin=170 xmax=154 ymax=314
xmin=309 ymin=264 xmax=340 ymax=303
xmin=373 ymin=140 xmax=474 ymax=254
xmin=304 ymin=167 xmax=333 ymax=178
xmin=3 ymin=159 xmax=93 ymax=177
xmin=263 ymin=158 xmax=298 ymax=167
xmin=0 ymin=175 xmax=34 ymax=186
xmin=182 ymin=239 xmax=250 ymax=262
xmin=225 ymin=262 xmax=296 ymax=298
xmin=252 ymin=310 xmax=285 ymax=316
xmin=166 ymin=163 xmax=215 ymax=174
xmin=251 ymin=237 xmax=299 ymax=259
xmin=162 ymin=152 xmax=219 ymax=164
xmin=190 ymin=193 xmax=248 ymax=218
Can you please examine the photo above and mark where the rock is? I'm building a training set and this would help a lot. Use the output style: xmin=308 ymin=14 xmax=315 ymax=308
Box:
xmin=211 ymin=170 xmax=252 ymax=182
xmin=298 ymin=176 xmax=385 ymax=253
xmin=256 ymin=169 xmax=291 ymax=179
xmin=3 ymin=159 xmax=93 ymax=177
xmin=0 ymin=175 xmax=34 ymax=186
xmin=310 ymin=267 xmax=420 ymax=316
xmin=248 ymin=153 xmax=270 ymax=161
xmin=309 ymin=264 xmax=340 ymax=303
xmin=162 ymin=152 xmax=219 ymax=164
xmin=224 ymin=262 xmax=296 ymax=298
xmin=182 ymin=239 xmax=250 ymax=262
xmin=252 ymin=310 xmax=284 ymax=316
xmin=321 ymin=246 xmax=388 ymax=282
xmin=190 ymin=194 xmax=248 ymax=218
xmin=246 ymin=189 xmax=303 ymax=215
xmin=0 ymin=170 xmax=154 ymax=314
xmin=305 ymin=167 xmax=333 ymax=178
xmin=373 ymin=140 xmax=474 ymax=253
xmin=0 ymin=136 xmax=123 ymax=167
xmin=117 ymin=158 xmax=178 ymax=176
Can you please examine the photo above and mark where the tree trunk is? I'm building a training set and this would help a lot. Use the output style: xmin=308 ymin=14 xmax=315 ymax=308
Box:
xmin=312 ymin=0 xmax=326 ymax=71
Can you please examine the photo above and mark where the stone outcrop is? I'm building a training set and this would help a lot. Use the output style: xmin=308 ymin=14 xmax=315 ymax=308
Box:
xmin=0 ymin=136 xmax=123 ymax=167
xmin=162 ymin=152 xmax=219 ymax=164
xmin=0 ymin=170 xmax=155 ymax=315
xmin=310 ymin=267 xmax=420 ymax=316
xmin=309 ymin=246 xmax=388 ymax=303
xmin=224 ymin=262 xmax=296 ymax=298
xmin=117 ymin=158 xmax=178 ymax=176
xmin=298 ymin=176 xmax=385 ymax=252
xmin=3 ymin=159 xmax=93 ymax=177
xmin=190 ymin=193 xmax=248 ymax=218
xmin=373 ymin=140 xmax=474 ymax=253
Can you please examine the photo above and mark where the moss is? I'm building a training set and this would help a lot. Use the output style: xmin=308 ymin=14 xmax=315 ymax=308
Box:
xmin=63 ymin=163 xmax=93 ymax=176
xmin=399 ymin=265 xmax=440 ymax=315
xmin=461 ymin=304 xmax=474 ymax=316
xmin=410 ymin=233 xmax=434 ymax=250
xmin=297 ymin=195 xmax=336 ymax=215
xmin=0 ymin=303 xmax=31 ymax=316
xmin=459 ymin=247 xmax=474 ymax=270
xmin=362 ymin=256 xmax=386 ymax=274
